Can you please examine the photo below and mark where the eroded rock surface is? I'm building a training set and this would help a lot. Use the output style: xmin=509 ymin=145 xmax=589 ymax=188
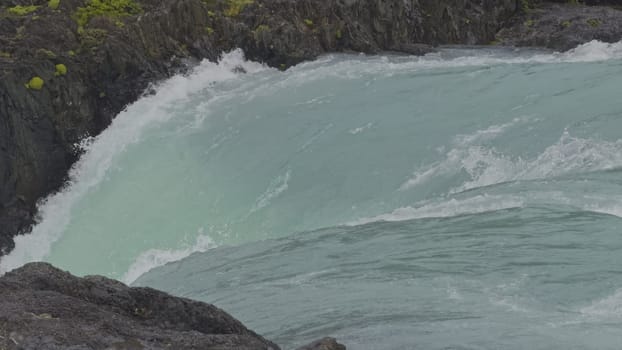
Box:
xmin=0 ymin=262 xmax=346 ymax=350
xmin=497 ymin=2 xmax=622 ymax=50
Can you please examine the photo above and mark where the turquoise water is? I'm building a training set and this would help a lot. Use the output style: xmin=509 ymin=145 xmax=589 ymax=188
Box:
xmin=3 ymin=42 xmax=622 ymax=348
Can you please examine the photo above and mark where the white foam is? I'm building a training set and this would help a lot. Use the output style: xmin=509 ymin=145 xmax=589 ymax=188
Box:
xmin=251 ymin=169 xmax=291 ymax=213
xmin=457 ymin=132 xmax=622 ymax=193
xmin=349 ymin=122 xmax=374 ymax=135
xmin=401 ymin=126 xmax=622 ymax=194
xmin=122 ymin=233 xmax=215 ymax=285
xmin=582 ymin=199 xmax=622 ymax=218
xmin=0 ymin=50 xmax=266 ymax=275
xmin=349 ymin=194 xmax=524 ymax=225
xmin=400 ymin=117 xmax=531 ymax=191
xmin=580 ymin=288 xmax=622 ymax=318
xmin=280 ymin=40 xmax=622 ymax=89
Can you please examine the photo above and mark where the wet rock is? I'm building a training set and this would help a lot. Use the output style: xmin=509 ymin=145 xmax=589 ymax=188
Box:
xmin=496 ymin=2 xmax=622 ymax=51
xmin=0 ymin=262 xmax=280 ymax=349
xmin=296 ymin=337 xmax=347 ymax=350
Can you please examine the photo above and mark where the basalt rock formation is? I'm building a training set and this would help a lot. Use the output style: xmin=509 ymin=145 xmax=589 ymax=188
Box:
xmin=0 ymin=262 xmax=345 ymax=350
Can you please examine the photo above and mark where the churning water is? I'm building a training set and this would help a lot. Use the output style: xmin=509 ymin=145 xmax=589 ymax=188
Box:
xmin=3 ymin=42 xmax=622 ymax=349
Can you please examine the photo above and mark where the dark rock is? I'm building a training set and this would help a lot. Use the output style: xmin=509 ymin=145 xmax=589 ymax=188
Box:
xmin=497 ymin=2 xmax=622 ymax=51
xmin=296 ymin=337 xmax=347 ymax=350
xmin=0 ymin=0 xmax=520 ymax=255
xmin=0 ymin=262 xmax=281 ymax=349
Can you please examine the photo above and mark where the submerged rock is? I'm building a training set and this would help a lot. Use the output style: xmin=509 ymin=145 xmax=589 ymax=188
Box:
xmin=0 ymin=262 xmax=346 ymax=350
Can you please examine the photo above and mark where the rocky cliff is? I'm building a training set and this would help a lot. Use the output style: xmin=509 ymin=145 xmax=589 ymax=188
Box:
xmin=0 ymin=262 xmax=345 ymax=349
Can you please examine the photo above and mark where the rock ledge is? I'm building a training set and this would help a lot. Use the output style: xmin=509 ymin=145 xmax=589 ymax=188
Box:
xmin=0 ymin=262 xmax=345 ymax=350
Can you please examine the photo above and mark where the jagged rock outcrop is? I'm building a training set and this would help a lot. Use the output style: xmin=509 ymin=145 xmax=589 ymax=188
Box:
xmin=497 ymin=2 xmax=622 ymax=50
xmin=0 ymin=262 xmax=346 ymax=349
xmin=0 ymin=0 xmax=520 ymax=255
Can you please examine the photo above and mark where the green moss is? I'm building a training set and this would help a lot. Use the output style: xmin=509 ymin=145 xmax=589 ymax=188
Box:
xmin=48 ymin=0 xmax=60 ymax=10
xmin=25 ymin=76 xmax=44 ymax=90
xmin=561 ymin=20 xmax=571 ymax=28
xmin=207 ymin=10 xmax=215 ymax=17
xmin=524 ymin=19 xmax=534 ymax=27
xmin=335 ymin=29 xmax=342 ymax=39
xmin=224 ymin=0 xmax=253 ymax=17
xmin=304 ymin=18 xmax=313 ymax=26
xmin=587 ymin=18 xmax=601 ymax=27
xmin=55 ymin=64 xmax=67 ymax=76
xmin=0 ymin=52 xmax=10 ymax=59
xmin=7 ymin=5 xmax=40 ymax=16
xmin=68 ymin=50 xmax=76 ymax=56
xmin=73 ymin=0 xmax=142 ymax=30
xmin=205 ymin=26 xmax=214 ymax=34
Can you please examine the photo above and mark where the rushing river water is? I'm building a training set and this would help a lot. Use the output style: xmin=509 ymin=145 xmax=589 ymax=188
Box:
xmin=3 ymin=41 xmax=622 ymax=349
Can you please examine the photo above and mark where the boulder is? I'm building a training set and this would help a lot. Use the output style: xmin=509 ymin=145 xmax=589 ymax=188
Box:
xmin=0 ymin=262 xmax=281 ymax=349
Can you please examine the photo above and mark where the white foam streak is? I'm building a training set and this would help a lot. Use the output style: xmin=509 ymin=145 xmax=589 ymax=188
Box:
xmin=580 ymin=289 xmax=622 ymax=318
xmin=457 ymin=132 xmax=622 ymax=193
xmin=349 ymin=194 xmax=524 ymax=225
xmin=251 ymin=169 xmax=291 ymax=213
xmin=0 ymin=50 xmax=265 ymax=274
xmin=402 ymin=122 xmax=622 ymax=194
xmin=281 ymin=40 xmax=622 ymax=89
xmin=123 ymin=234 xmax=215 ymax=285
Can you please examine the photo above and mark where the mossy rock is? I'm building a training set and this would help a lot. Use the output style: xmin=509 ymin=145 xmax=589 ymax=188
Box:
xmin=73 ymin=0 xmax=142 ymax=30
xmin=586 ymin=18 xmax=601 ymax=27
xmin=224 ymin=0 xmax=253 ymax=17
xmin=79 ymin=28 xmax=108 ymax=48
xmin=25 ymin=77 xmax=44 ymax=90
xmin=36 ymin=49 xmax=57 ymax=59
xmin=7 ymin=5 xmax=40 ymax=16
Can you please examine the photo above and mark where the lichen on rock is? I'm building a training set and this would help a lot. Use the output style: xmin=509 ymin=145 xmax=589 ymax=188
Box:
xmin=25 ymin=76 xmax=44 ymax=90
xmin=48 ymin=0 xmax=61 ymax=10
xmin=55 ymin=63 xmax=67 ymax=76
xmin=7 ymin=5 xmax=40 ymax=16
xmin=73 ymin=0 xmax=142 ymax=31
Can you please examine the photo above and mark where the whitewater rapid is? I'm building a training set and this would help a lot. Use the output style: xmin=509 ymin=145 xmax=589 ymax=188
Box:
xmin=2 ymin=41 xmax=622 ymax=288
